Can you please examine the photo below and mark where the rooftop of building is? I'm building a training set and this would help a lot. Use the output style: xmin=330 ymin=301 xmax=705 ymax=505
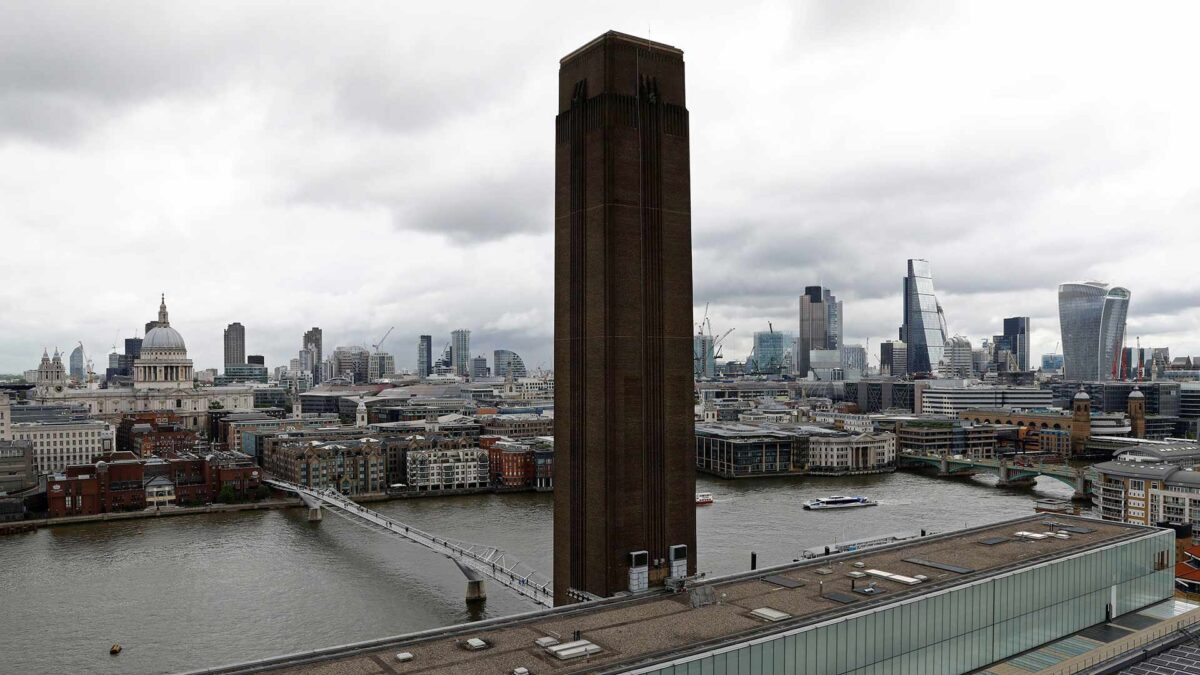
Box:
xmin=225 ymin=514 xmax=1153 ymax=675
xmin=1114 ymin=441 xmax=1200 ymax=462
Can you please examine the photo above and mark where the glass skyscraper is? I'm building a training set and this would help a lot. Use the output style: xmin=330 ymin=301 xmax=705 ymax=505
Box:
xmin=901 ymin=259 xmax=947 ymax=376
xmin=1058 ymin=281 xmax=1130 ymax=381
xmin=750 ymin=330 xmax=791 ymax=374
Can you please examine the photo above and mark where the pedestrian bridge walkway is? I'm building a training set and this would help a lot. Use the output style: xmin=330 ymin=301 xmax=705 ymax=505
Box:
xmin=264 ymin=478 xmax=553 ymax=607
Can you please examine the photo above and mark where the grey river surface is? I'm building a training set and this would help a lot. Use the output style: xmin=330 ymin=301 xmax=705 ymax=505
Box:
xmin=0 ymin=472 xmax=1079 ymax=674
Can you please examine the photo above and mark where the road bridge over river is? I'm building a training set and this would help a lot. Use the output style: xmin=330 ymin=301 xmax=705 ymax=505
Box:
xmin=898 ymin=452 xmax=1093 ymax=499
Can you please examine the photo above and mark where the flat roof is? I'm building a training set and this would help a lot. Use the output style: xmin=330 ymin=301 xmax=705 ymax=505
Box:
xmin=207 ymin=515 xmax=1157 ymax=675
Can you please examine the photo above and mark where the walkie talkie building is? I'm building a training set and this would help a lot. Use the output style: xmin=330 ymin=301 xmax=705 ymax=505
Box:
xmin=1058 ymin=281 xmax=1130 ymax=381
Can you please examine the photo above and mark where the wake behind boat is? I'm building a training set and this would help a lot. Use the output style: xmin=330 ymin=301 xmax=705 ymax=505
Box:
xmin=803 ymin=495 xmax=877 ymax=510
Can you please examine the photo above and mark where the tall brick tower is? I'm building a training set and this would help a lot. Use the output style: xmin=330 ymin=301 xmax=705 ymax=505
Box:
xmin=553 ymin=31 xmax=696 ymax=605
xmin=1128 ymin=387 xmax=1146 ymax=439
xmin=1071 ymin=388 xmax=1093 ymax=455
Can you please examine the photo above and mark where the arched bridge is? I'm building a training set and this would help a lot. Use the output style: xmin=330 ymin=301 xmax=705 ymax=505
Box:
xmin=265 ymin=478 xmax=553 ymax=607
xmin=898 ymin=452 xmax=1093 ymax=499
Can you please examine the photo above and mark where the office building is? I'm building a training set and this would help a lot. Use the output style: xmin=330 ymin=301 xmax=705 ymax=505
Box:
xmin=1042 ymin=353 xmax=1065 ymax=374
xmin=451 ymin=329 xmax=471 ymax=377
xmin=751 ymin=330 xmax=791 ymax=375
xmin=1000 ymin=316 xmax=1030 ymax=371
xmin=942 ymin=335 xmax=974 ymax=377
xmin=224 ymin=322 xmax=246 ymax=366
xmin=492 ymin=349 xmax=528 ymax=379
xmin=918 ymin=383 xmax=1053 ymax=416
xmin=469 ymin=354 xmax=489 ymax=379
xmin=331 ymin=346 xmax=369 ymax=384
xmin=417 ymin=335 xmax=432 ymax=378
xmin=892 ymin=420 xmax=997 ymax=459
xmin=303 ymin=327 xmax=323 ymax=385
xmin=69 ymin=344 xmax=85 ymax=382
xmin=880 ymin=340 xmax=907 ymax=378
xmin=796 ymin=285 xmax=842 ymax=374
xmin=247 ymin=354 xmax=264 ymax=366
xmin=841 ymin=343 xmax=866 ymax=374
xmin=900 ymin=259 xmax=947 ymax=376
xmin=845 ymin=379 xmax=922 ymax=413
xmin=554 ymin=31 xmax=696 ymax=604
xmin=693 ymin=334 xmax=715 ymax=378
xmin=9 ymin=419 xmax=115 ymax=474
xmin=215 ymin=364 xmax=268 ymax=384
xmin=1058 ymin=281 xmax=1130 ymax=381
xmin=368 ymin=352 xmax=395 ymax=381
xmin=0 ymin=440 xmax=35 ymax=493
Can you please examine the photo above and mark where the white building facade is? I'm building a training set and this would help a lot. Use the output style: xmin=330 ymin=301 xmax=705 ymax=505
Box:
xmin=10 ymin=419 xmax=115 ymax=474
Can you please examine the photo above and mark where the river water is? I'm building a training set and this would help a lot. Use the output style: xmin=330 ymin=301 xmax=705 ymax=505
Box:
xmin=0 ymin=472 xmax=1078 ymax=674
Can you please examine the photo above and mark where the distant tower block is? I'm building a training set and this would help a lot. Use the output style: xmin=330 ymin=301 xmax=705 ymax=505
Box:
xmin=553 ymin=31 xmax=697 ymax=606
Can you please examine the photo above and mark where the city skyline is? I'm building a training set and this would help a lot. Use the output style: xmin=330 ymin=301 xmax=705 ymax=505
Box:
xmin=2 ymin=2 xmax=1200 ymax=373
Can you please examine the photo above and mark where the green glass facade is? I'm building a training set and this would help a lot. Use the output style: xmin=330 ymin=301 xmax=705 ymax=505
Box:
xmin=625 ymin=530 xmax=1172 ymax=675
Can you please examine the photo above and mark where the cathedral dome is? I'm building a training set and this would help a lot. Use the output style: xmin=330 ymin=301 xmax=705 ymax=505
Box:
xmin=143 ymin=325 xmax=186 ymax=351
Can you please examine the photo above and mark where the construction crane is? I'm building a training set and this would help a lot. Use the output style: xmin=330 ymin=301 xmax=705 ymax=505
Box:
xmin=371 ymin=326 xmax=394 ymax=353
xmin=77 ymin=341 xmax=95 ymax=385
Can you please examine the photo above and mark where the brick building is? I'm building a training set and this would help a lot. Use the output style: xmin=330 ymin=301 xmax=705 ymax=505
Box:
xmin=117 ymin=411 xmax=198 ymax=457
xmin=480 ymin=413 xmax=554 ymax=440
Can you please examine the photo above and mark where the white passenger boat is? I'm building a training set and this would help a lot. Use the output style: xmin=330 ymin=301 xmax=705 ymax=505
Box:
xmin=695 ymin=492 xmax=714 ymax=506
xmin=802 ymin=495 xmax=877 ymax=510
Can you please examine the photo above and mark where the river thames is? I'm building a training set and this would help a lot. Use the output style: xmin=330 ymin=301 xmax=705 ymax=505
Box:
xmin=0 ymin=472 xmax=1079 ymax=674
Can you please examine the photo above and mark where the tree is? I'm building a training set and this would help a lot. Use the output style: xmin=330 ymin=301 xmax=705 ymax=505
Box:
xmin=253 ymin=485 xmax=271 ymax=501
xmin=216 ymin=485 xmax=237 ymax=504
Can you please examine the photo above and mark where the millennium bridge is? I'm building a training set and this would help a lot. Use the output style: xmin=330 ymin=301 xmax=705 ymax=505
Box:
xmin=264 ymin=478 xmax=553 ymax=607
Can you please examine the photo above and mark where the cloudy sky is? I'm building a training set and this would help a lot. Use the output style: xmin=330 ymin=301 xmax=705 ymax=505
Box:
xmin=2 ymin=1 xmax=1198 ymax=375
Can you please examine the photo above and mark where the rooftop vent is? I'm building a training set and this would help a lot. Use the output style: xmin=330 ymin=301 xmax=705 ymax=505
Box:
xmin=512 ymin=668 xmax=531 ymax=675
xmin=847 ymin=571 xmax=867 ymax=579
xmin=395 ymin=652 xmax=413 ymax=662
xmin=464 ymin=638 xmax=489 ymax=651
xmin=545 ymin=639 xmax=601 ymax=660
xmin=750 ymin=607 xmax=792 ymax=622
xmin=535 ymin=636 xmax=559 ymax=648
xmin=865 ymin=569 xmax=922 ymax=585
xmin=1015 ymin=531 xmax=1049 ymax=540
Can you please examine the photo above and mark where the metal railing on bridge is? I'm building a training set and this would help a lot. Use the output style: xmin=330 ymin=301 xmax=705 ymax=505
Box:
xmin=265 ymin=478 xmax=553 ymax=607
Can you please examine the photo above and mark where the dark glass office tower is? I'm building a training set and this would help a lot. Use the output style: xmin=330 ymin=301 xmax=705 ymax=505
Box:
xmin=1002 ymin=317 xmax=1030 ymax=372
xmin=901 ymin=259 xmax=947 ymax=376
xmin=553 ymin=31 xmax=696 ymax=605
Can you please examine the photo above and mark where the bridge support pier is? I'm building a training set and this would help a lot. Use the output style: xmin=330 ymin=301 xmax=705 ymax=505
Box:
xmin=307 ymin=506 xmax=322 ymax=522
xmin=466 ymin=579 xmax=486 ymax=603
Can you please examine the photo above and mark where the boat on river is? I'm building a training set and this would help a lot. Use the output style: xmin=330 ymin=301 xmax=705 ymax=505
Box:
xmin=695 ymin=492 xmax=714 ymax=506
xmin=802 ymin=495 xmax=877 ymax=510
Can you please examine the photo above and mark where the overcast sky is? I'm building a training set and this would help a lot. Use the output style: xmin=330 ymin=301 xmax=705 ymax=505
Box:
xmin=2 ymin=1 xmax=1198 ymax=375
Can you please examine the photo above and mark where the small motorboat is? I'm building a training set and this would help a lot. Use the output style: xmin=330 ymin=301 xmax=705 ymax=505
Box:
xmin=802 ymin=495 xmax=877 ymax=510
xmin=110 ymin=644 xmax=122 ymax=655
xmin=695 ymin=492 xmax=714 ymax=506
